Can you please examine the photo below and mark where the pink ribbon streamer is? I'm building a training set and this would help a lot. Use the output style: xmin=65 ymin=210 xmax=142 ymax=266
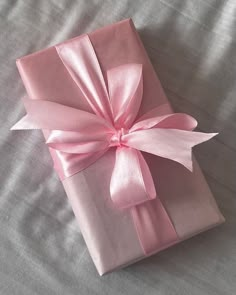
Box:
xmin=12 ymin=35 xmax=217 ymax=254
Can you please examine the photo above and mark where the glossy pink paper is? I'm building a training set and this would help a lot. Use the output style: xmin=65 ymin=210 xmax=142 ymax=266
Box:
xmin=15 ymin=19 xmax=224 ymax=275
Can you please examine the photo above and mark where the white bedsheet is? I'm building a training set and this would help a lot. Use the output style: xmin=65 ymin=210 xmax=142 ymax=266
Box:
xmin=0 ymin=0 xmax=235 ymax=294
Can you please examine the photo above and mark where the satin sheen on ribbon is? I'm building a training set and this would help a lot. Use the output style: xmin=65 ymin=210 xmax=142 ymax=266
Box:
xmin=12 ymin=34 xmax=217 ymax=254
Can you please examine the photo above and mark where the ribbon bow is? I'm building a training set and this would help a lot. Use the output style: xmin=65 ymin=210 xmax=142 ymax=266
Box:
xmin=12 ymin=35 xmax=217 ymax=210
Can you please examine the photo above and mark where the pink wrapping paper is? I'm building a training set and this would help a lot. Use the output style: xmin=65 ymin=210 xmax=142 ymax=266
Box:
xmin=15 ymin=19 xmax=224 ymax=275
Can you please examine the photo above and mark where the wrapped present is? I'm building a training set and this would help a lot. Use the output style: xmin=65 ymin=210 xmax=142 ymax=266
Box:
xmin=12 ymin=19 xmax=224 ymax=275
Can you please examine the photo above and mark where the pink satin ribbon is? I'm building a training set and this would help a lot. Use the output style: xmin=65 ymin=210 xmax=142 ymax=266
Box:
xmin=12 ymin=35 xmax=217 ymax=254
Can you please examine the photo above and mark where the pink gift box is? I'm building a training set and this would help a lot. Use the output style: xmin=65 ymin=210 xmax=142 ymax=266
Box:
xmin=14 ymin=19 xmax=224 ymax=275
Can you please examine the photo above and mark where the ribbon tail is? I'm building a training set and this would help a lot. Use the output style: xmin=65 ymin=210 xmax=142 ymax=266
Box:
xmin=110 ymin=147 xmax=156 ymax=209
xmin=11 ymin=96 xmax=113 ymax=132
xmin=124 ymin=129 xmax=218 ymax=172
xmin=11 ymin=114 xmax=41 ymax=130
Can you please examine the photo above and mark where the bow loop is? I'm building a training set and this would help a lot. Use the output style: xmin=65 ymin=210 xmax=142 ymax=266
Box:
xmin=108 ymin=63 xmax=143 ymax=128
xmin=131 ymin=107 xmax=198 ymax=132
xmin=110 ymin=147 xmax=156 ymax=209
xmin=46 ymin=130 xmax=111 ymax=154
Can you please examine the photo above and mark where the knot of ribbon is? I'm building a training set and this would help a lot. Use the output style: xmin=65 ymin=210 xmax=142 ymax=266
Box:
xmin=110 ymin=128 xmax=127 ymax=147
xmin=12 ymin=35 xmax=217 ymax=210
